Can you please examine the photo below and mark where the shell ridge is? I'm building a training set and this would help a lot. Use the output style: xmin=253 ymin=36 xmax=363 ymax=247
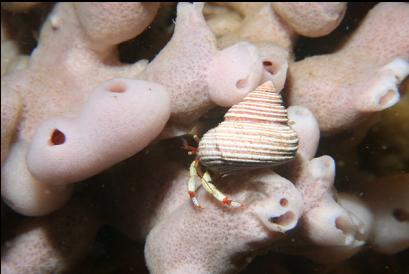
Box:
xmin=198 ymin=81 xmax=298 ymax=175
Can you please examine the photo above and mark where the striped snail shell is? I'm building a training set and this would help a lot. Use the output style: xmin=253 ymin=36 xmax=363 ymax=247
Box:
xmin=198 ymin=81 xmax=298 ymax=175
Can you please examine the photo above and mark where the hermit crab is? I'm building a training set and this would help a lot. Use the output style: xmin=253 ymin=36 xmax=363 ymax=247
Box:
xmin=184 ymin=81 xmax=299 ymax=208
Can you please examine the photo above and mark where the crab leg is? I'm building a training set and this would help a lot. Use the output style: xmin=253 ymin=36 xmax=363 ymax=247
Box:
xmin=188 ymin=160 xmax=202 ymax=208
xmin=200 ymin=171 xmax=242 ymax=208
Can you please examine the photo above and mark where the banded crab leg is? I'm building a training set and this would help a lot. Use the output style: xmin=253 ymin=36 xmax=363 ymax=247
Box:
xmin=188 ymin=160 xmax=202 ymax=208
xmin=187 ymin=160 xmax=242 ymax=208
xmin=200 ymin=171 xmax=242 ymax=208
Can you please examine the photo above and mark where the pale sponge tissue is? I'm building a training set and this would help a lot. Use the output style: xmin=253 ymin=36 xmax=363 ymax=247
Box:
xmin=288 ymin=3 xmax=409 ymax=134
xmin=1 ymin=3 xmax=164 ymax=216
xmin=206 ymin=2 xmax=346 ymax=52
xmin=1 ymin=141 xmax=74 ymax=216
xmin=145 ymin=170 xmax=303 ymax=274
xmin=26 ymin=79 xmax=170 ymax=185
xmin=1 ymin=197 xmax=103 ymax=274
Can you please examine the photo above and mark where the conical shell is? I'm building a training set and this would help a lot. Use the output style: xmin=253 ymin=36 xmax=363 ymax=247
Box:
xmin=198 ymin=81 xmax=298 ymax=175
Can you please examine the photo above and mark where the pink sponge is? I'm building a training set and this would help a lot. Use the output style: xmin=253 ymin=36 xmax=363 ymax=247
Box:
xmin=272 ymin=2 xmax=346 ymax=37
xmin=145 ymin=170 xmax=303 ymax=274
xmin=294 ymin=156 xmax=371 ymax=262
xmin=211 ymin=3 xmax=346 ymax=53
xmin=141 ymin=3 xmax=265 ymax=125
xmin=206 ymin=42 xmax=263 ymax=107
xmin=287 ymin=106 xmax=320 ymax=161
xmin=1 ymin=88 xmax=23 ymax=164
xmin=1 ymin=141 xmax=74 ymax=216
xmin=288 ymin=3 xmax=409 ymax=134
xmin=1 ymin=2 xmax=265 ymax=216
xmin=26 ymin=78 xmax=170 ymax=184
xmin=1 ymin=197 xmax=102 ymax=274
xmin=73 ymin=3 xmax=159 ymax=48
xmin=1 ymin=2 xmax=161 ymax=216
